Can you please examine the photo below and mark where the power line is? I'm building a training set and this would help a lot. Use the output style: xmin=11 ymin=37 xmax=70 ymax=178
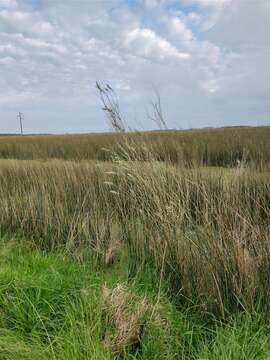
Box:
xmin=18 ymin=112 xmax=24 ymax=135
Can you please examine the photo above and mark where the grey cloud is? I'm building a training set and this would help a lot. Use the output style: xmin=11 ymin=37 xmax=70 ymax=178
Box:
xmin=0 ymin=0 xmax=269 ymax=133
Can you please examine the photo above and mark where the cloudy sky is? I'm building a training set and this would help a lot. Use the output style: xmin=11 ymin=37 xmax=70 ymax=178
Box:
xmin=0 ymin=0 xmax=269 ymax=133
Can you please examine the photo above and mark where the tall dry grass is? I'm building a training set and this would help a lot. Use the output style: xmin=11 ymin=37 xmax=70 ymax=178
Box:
xmin=114 ymin=157 xmax=270 ymax=316
xmin=0 ymin=152 xmax=269 ymax=316
xmin=0 ymin=125 xmax=270 ymax=169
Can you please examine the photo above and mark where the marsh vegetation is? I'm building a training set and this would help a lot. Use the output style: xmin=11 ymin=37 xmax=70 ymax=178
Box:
xmin=0 ymin=126 xmax=270 ymax=359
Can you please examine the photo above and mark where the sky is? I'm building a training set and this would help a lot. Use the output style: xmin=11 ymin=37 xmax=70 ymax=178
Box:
xmin=0 ymin=0 xmax=269 ymax=134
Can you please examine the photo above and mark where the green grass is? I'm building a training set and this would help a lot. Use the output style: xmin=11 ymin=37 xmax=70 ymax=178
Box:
xmin=1 ymin=236 xmax=270 ymax=359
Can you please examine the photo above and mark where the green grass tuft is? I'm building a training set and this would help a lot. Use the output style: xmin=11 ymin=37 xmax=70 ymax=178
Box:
xmin=1 ymin=238 xmax=270 ymax=359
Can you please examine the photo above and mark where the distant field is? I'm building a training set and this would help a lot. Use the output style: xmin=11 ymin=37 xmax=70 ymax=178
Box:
xmin=0 ymin=126 xmax=270 ymax=358
xmin=0 ymin=126 xmax=270 ymax=169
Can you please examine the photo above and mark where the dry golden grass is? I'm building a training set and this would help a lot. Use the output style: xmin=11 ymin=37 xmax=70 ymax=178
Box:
xmin=1 ymin=126 xmax=270 ymax=168
xmin=0 ymin=154 xmax=269 ymax=316
xmin=0 ymin=127 xmax=270 ymax=317
xmin=102 ymin=284 xmax=148 ymax=354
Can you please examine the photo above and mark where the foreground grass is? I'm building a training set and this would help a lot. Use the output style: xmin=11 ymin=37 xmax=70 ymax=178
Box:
xmin=1 ymin=236 xmax=270 ymax=359
xmin=1 ymin=128 xmax=270 ymax=358
xmin=1 ymin=158 xmax=269 ymax=315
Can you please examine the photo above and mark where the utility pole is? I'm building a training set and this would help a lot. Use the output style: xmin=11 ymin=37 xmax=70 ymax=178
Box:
xmin=18 ymin=112 xmax=23 ymax=135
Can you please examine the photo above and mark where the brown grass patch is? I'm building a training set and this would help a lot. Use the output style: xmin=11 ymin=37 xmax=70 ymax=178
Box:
xmin=101 ymin=284 xmax=148 ymax=355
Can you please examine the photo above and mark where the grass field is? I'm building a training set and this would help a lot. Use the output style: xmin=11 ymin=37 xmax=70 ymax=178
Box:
xmin=0 ymin=127 xmax=270 ymax=359
xmin=1 ymin=126 xmax=270 ymax=169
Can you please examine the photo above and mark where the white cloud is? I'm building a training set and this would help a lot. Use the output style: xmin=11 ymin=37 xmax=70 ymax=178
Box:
xmin=187 ymin=12 xmax=202 ymax=24
xmin=208 ymin=0 xmax=270 ymax=48
xmin=0 ymin=9 xmax=54 ymax=35
xmin=0 ymin=0 xmax=17 ymax=9
xmin=0 ymin=0 xmax=269 ymax=133
xmin=144 ymin=0 xmax=159 ymax=8
xmin=0 ymin=90 xmax=37 ymax=105
xmin=169 ymin=17 xmax=193 ymax=43
xmin=182 ymin=0 xmax=231 ymax=9
xmin=201 ymin=78 xmax=221 ymax=94
xmin=125 ymin=27 xmax=190 ymax=61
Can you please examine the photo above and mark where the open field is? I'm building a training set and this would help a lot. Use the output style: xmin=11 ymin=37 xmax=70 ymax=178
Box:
xmin=0 ymin=127 xmax=270 ymax=358
xmin=0 ymin=126 xmax=270 ymax=169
